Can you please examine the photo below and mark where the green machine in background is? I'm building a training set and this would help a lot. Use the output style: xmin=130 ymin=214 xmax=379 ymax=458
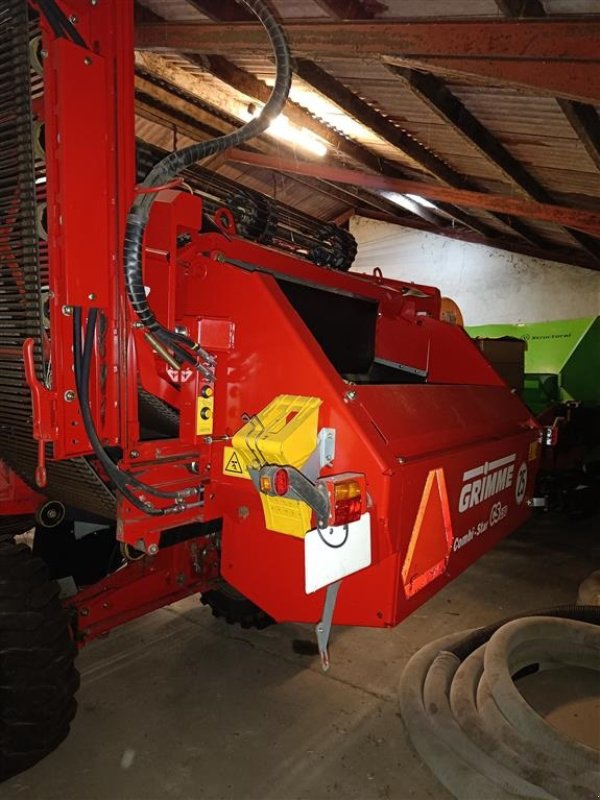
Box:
xmin=468 ymin=317 xmax=600 ymax=414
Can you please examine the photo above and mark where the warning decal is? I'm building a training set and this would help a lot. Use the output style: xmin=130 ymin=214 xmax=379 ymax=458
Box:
xmin=226 ymin=452 xmax=243 ymax=474
xmin=222 ymin=446 xmax=250 ymax=479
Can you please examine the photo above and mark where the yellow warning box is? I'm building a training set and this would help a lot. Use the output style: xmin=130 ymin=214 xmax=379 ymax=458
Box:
xmin=221 ymin=396 xmax=322 ymax=538
xmin=222 ymin=446 xmax=250 ymax=480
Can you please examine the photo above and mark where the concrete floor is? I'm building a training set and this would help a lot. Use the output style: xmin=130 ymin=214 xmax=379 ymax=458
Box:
xmin=3 ymin=511 xmax=599 ymax=800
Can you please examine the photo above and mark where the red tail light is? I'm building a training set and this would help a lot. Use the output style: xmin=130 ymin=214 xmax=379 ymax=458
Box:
xmin=321 ymin=473 xmax=366 ymax=526
xmin=273 ymin=467 xmax=289 ymax=496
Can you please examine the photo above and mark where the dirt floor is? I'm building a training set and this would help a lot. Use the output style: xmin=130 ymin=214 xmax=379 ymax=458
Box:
xmin=3 ymin=510 xmax=598 ymax=800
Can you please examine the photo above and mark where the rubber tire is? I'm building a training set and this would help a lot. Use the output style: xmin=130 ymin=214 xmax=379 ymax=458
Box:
xmin=0 ymin=537 xmax=79 ymax=782
xmin=201 ymin=580 xmax=275 ymax=630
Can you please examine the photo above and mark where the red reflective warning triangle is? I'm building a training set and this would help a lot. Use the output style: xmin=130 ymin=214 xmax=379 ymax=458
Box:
xmin=401 ymin=468 xmax=453 ymax=599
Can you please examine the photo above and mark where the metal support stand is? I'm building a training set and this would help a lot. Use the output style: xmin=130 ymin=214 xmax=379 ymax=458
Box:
xmin=315 ymin=579 xmax=341 ymax=671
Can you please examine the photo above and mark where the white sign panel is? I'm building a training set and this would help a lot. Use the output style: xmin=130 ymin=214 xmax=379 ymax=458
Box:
xmin=304 ymin=513 xmax=371 ymax=594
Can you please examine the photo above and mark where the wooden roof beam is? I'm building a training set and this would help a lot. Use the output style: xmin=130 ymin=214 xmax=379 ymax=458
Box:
xmin=557 ymin=101 xmax=600 ymax=175
xmin=193 ymin=54 xmax=399 ymax=177
xmin=135 ymin=52 xmax=451 ymax=228
xmin=188 ymin=78 xmax=503 ymax=237
xmin=311 ymin=0 xmax=386 ymax=20
xmin=185 ymin=0 xmax=254 ymax=22
xmin=494 ymin=0 xmax=545 ymax=17
xmin=227 ymin=150 xmax=600 ymax=241
xmin=496 ymin=0 xmax=600 ymax=179
xmin=294 ymin=59 xmax=549 ymax=248
xmin=134 ymin=73 xmax=440 ymax=227
xmin=493 ymin=0 xmax=600 ymax=261
xmin=136 ymin=19 xmax=600 ymax=103
xmin=195 ymin=57 xmax=506 ymax=233
xmin=388 ymin=66 xmax=600 ymax=263
xmin=135 ymin=18 xmax=600 ymax=60
xmin=312 ymin=0 xmax=374 ymax=19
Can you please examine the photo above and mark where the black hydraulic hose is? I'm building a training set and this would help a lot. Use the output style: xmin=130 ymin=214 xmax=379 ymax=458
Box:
xmin=73 ymin=308 xmax=162 ymax=515
xmin=73 ymin=308 xmax=191 ymax=514
xmin=123 ymin=0 xmax=291 ymax=365
xmin=75 ymin=310 xmax=197 ymax=501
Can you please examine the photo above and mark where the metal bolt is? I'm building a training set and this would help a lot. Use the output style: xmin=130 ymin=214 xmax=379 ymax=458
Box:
xmin=133 ymin=321 xmax=144 ymax=329
xmin=91 ymin=0 xmax=98 ymax=5
xmin=238 ymin=506 xmax=249 ymax=520
xmin=88 ymin=292 xmax=96 ymax=300
xmin=69 ymin=14 xmax=78 ymax=23
xmin=176 ymin=573 xmax=186 ymax=585
xmin=62 ymin=305 xmax=73 ymax=316
xmin=83 ymin=56 xmax=92 ymax=66
xmin=80 ymin=607 xmax=89 ymax=617
xmin=344 ymin=390 xmax=357 ymax=402
xmin=148 ymin=544 xmax=159 ymax=555
xmin=64 ymin=390 xmax=75 ymax=402
xmin=129 ymin=450 xmax=139 ymax=458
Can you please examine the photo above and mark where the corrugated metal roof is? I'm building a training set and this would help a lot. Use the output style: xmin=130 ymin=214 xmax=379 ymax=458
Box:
xmin=135 ymin=114 xmax=347 ymax=221
xmin=134 ymin=0 xmax=600 ymax=266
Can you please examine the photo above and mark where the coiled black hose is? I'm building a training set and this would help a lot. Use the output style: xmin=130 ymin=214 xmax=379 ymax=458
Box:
xmin=399 ymin=605 xmax=600 ymax=800
xmin=73 ymin=307 xmax=194 ymax=515
xmin=124 ymin=0 xmax=291 ymax=369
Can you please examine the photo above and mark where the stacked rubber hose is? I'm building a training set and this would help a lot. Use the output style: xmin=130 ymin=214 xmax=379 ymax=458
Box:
xmin=399 ymin=607 xmax=600 ymax=800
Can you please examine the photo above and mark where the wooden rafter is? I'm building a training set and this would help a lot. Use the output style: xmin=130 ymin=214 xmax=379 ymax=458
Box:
xmin=494 ymin=0 xmax=545 ymax=17
xmin=134 ymin=18 xmax=600 ymax=59
xmin=311 ymin=0 xmax=378 ymax=20
xmin=136 ymin=18 xmax=600 ymax=104
xmin=227 ymin=150 xmax=600 ymax=240
xmin=185 ymin=0 xmax=253 ymax=22
xmin=496 ymin=1 xmax=600 ymax=179
xmin=143 ymin=2 xmax=471 ymax=231
xmin=134 ymin=67 xmax=440 ymax=227
xmin=295 ymin=59 xmax=549 ymax=248
xmin=557 ymin=101 xmax=600 ymax=175
xmin=171 ymin=3 xmax=518 ymax=239
xmin=194 ymin=55 xmax=397 ymax=177
xmin=388 ymin=66 xmax=600 ymax=263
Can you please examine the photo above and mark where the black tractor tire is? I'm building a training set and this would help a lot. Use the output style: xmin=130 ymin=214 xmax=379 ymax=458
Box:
xmin=201 ymin=580 xmax=275 ymax=630
xmin=0 ymin=537 xmax=79 ymax=782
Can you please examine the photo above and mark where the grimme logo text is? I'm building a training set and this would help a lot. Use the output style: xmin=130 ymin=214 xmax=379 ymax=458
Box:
xmin=458 ymin=454 xmax=516 ymax=513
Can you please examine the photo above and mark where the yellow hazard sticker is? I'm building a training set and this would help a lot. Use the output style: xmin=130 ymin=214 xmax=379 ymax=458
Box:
xmin=222 ymin=446 xmax=250 ymax=479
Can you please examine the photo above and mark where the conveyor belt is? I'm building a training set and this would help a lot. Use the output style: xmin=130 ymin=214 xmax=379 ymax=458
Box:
xmin=137 ymin=140 xmax=358 ymax=271
xmin=0 ymin=0 xmax=115 ymax=519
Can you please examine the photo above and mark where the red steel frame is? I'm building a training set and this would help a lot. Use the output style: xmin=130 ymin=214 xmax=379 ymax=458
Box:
xmin=0 ymin=0 xmax=541 ymax=644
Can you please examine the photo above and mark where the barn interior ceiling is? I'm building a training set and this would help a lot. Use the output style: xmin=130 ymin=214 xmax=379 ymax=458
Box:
xmin=133 ymin=0 xmax=600 ymax=271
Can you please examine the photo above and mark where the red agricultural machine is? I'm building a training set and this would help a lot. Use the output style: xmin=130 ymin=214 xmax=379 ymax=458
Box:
xmin=0 ymin=0 xmax=542 ymax=779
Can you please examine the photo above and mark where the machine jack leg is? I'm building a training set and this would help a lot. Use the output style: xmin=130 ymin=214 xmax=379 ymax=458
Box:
xmin=315 ymin=579 xmax=341 ymax=671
